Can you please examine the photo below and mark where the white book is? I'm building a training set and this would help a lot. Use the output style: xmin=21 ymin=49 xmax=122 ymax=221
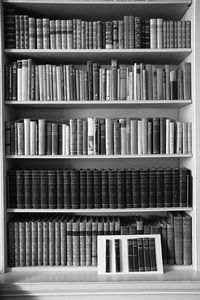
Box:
xmin=119 ymin=118 xmax=126 ymax=155
xmin=106 ymin=70 xmax=111 ymax=101
xmin=166 ymin=118 xmax=170 ymax=154
xmin=133 ymin=63 xmax=137 ymax=100
xmin=38 ymin=119 xmax=46 ymax=155
xmin=105 ymin=118 xmax=113 ymax=155
xmin=142 ymin=69 xmax=147 ymax=100
xmin=137 ymin=120 xmax=142 ymax=154
xmin=30 ymin=121 xmax=37 ymax=155
xmin=128 ymin=71 xmax=133 ymax=101
xmin=117 ymin=69 xmax=120 ymax=100
xmin=66 ymin=65 xmax=70 ymax=101
xmin=21 ymin=60 xmax=28 ymax=101
xmin=38 ymin=65 xmax=44 ymax=101
xmin=88 ymin=117 xmax=95 ymax=155
xmin=140 ymin=63 xmax=143 ymax=100
xmin=182 ymin=122 xmax=188 ymax=154
xmin=52 ymin=65 xmax=57 ymax=101
xmin=49 ymin=65 xmax=53 ymax=101
xmin=141 ymin=118 xmax=148 ymax=154
xmin=17 ymin=60 xmax=22 ymax=101
xmin=17 ymin=122 xmax=24 ymax=155
xmin=56 ymin=66 xmax=62 ymax=101
xmin=157 ymin=18 xmax=163 ymax=48
xmin=176 ymin=121 xmax=183 ymax=154
xmin=126 ymin=117 xmax=131 ymax=154
xmin=187 ymin=122 xmax=192 ymax=154
xmin=62 ymin=124 xmax=66 ymax=155
xmin=150 ymin=18 xmax=157 ymax=49
xmin=46 ymin=64 xmax=50 ymax=101
xmin=130 ymin=119 xmax=138 ymax=154
xmin=66 ymin=124 xmax=70 ymax=155
xmin=169 ymin=121 xmax=175 ymax=154
xmin=24 ymin=118 xmax=30 ymax=155
xmin=27 ymin=59 xmax=32 ymax=101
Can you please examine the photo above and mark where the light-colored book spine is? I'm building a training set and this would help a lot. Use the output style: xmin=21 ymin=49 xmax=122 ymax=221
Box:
xmin=150 ymin=18 xmax=157 ymax=49
xmin=56 ymin=20 xmax=61 ymax=49
xmin=137 ymin=120 xmax=142 ymax=154
xmin=66 ymin=124 xmax=70 ymax=155
xmin=50 ymin=20 xmax=56 ymax=49
xmin=166 ymin=118 xmax=170 ymax=154
xmin=30 ymin=121 xmax=37 ymax=155
xmin=24 ymin=118 xmax=30 ymax=155
xmin=169 ymin=121 xmax=175 ymax=154
xmin=38 ymin=119 xmax=46 ymax=155
xmin=88 ymin=117 xmax=95 ymax=155
xmin=17 ymin=122 xmax=24 ymax=155
xmin=157 ymin=18 xmax=163 ymax=48
xmin=62 ymin=124 xmax=66 ymax=155
xmin=22 ymin=59 xmax=28 ymax=101
xmin=187 ymin=122 xmax=192 ymax=154
xmin=176 ymin=121 xmax=183 ymax=154
xmin=56 ymin=66 xmax=62 ymax=101
xmin=120 ymin=118 xmax=126 ymax=155
xmin=61 ymin=20 xmax=67 ymax=49
xmin=43 ymin=18 xmax=50 ymax=49
xmin=182 ymin=122 xmax=188 ymax=154
xmin=17 ymin=60 xmax=22 ymax=101
xmin=105 ymin=118 xmax=113 ymax=155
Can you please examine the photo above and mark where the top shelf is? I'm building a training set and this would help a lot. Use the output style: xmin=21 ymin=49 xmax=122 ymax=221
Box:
xmin=3 ymin=0 xmax=192 ymax=20
xmin=4 ymin=49 xmax=192 ymax=64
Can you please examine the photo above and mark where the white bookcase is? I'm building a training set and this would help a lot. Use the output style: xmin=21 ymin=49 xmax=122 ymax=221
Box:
xmin=0 ymin=0 xmax=200 ymax=298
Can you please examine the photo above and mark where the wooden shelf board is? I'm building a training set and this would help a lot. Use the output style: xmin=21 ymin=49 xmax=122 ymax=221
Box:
xmin=4 ymin=49 xmax=192 ymax=64
xmin=4 ymin=100 xmax=192 ymax=109
xmin=6 ymin=154 xmax=192 ymax=159
xmin=7 ymin=207 xmax=192 ymax=215
xmin=2 ymin=1 xmax=192 ymax=21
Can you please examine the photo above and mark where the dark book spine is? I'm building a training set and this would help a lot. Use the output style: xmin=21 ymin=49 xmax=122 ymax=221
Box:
xmin=49 ymin=219 xmax=55 ymax=265
xmin=48 ymin=170 xmax=56 ymax=209
xmin=80 ymin=169 xmax=87 ymax=209
xmin=174 ymin=214 xmax=183 ymax=265
xmin=52 ymin=123 xmax=58 ymax=155
xmin=172 ymin=168 xmax=180 ymax=207
xmin=153 ymin=117 xmax=160 ymax=154
xmin=132 ymin=169 xmax=141 ymax=208
xmin=94 ymin=169 xmax=101 ymax=208
xmin=149 ymin=168 xmax=157 ymax=208
xmin=108 ymin=169 xmax=117 ymax=208
xmin=19 ymin=15 xmax=24 ymax=49
xmin=57 ymin=170 xmax=64 ymax=208
xmin=24 ymin=170 xmax=32 ymax=208
xmin=135 ymin=17 xmax=142 ymax=49
xmin=87 ymin=61 xmax=93 ymax=100
xmin=19 ymin=221 xmax=26 ymax=266
xmin=167 ymin=223 xmax=175 ymax=265
xmin=144 ymin=238 xmax=151 ymax=271
xmin=12 ymin=62 xmax=17 ymax=100
xmin=46 ymin=122 xmax=52 ymax=155
xmin=132 ymin=238 xmax=139 ymax=271
xmin=125 ymin=169 xmax=132 ymax=208
xmin=16 ymin=170 xmax=24 ymax=208
xmin=105 ymin=239 xmax=110 ymax=272
xmin=71 ymin=169 xmax=80 ymax=209
xmin=40 ymin=170 xmax=48 ymax=208
xmin=58 ymin=123 xmax=63 ymax=155
xmin=138 ymin=238 xmax=145 ymax=272
xmin=160 ymin=117 xmax=166 ymax=154
xmin=63 ymin=170 xmax=71 ymax=209
xmin=180 ymin=168 xmax=188 ymax=207
xmin=8 ymin=222 xmax=15 ymax=267
xmin=117 ymin=169 xmax=126 ymax=208
xmin=115 ymin=239 xmax=121 ymax=272
xmin=43 ymin=219 xmax=49 ymax=266
xmin=128 ymin=239 xmax=134 ymax=272
xmin=100 ymin=119 xmax=106 ymax=154
xmin=164 ymin=168 xmax=172 ymax=207
xmin=182 ymin=213 xmax=192 ymax=265
xmin=156 ymin=168 xmax=164 ymax=207
xmin=101 ymin=169 xmax=109 ymax=208
xmin=4 ymin=9 xmax=16 ymax=49
xmin=140 ymin=169 xmax=149 ymax=208
xmin=14 ymin=221 xmax=20 ymax=267
xmin=149 ymin=238 xmax=157 ymax=271
xmin=32 ymin=170 xmax=40 ymax=208
xmin=7 ymin=170 xmax=16 ymax=208
xmin=87 ymin=169 xmax=94 ymax=208
xmin=31 ymin=221 xmax=38 ymax=266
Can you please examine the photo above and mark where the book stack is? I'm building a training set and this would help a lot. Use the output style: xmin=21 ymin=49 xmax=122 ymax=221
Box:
xmin=4 ymin=10 xmax=191 ymax=49
xmin=7 ymin=212 xmax=192 ymax=268
xmin=5 ymin=60 xmax=191 ymax=101
xmin=7 ymin=168 xmax=192 ymax=209
xmin=5 ymin=117 xmax=192 ymax=156
xmin=7 ymin=215 xmax=121 ymax=267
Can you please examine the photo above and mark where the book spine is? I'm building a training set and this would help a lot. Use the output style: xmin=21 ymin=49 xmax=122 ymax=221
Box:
xmin=117 ymin=169 xmax=126 ymax=208
xmin=87 ymin=170 xmax=94 ymax=209
xmin=24 ymin=170 xmax=32 ymax=209
xmin=57 ymin=170 xmax=64 ymax=209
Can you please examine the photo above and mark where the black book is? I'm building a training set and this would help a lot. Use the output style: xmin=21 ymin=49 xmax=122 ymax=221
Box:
xmin=32 ymin=170 xmax=40 ymax=208
xmin=52 ymin=123 xmax=58 ymax=155
xmin=149 ymin=168 xmax=157 ymax=208
xmin=149 ymin=238 xmax=157 ymax=271
xmin=132 ymin=238 xmax=139 ymax=271
xmin=152 ymin=117 xmax=160 ymax=154
xmin=128 ymin=239 xmax=134 ymax=272
xmin=101 ymin=169 xmax=109 ymax=208
xmin=100 ymin=119 xmax=106 ymax=155
xmin=170 ymin=70 xmax=178 ymax=100
xmin=105 ymin=239 xmax=110 ymax=273
xmin=172 ymin=168 xmax=180 ymax=207
xmin=48 ymin=170 xmax=56 ymax=209
xmin=147 ymin=120 xmax=153 ymax=154
xmin=156 ymin=168 xmax=164 ymax=207
xmin=80 ymin=169 xmax=87 ymax=209
xmin=134 ymin=17 xmax=142 ymax=49
xmin=8 ymin=64 xmax=13 ymax=101
xmin=117 ymin=169 xmax=126 ymax=208
xmin=10 ymin=122 xmax=15 ymax=155
xmin=94 ymin=169 xmax=101 ymax=208
xmin=164 ymin=168 xmax=172 ymax=207
xmin=5 ymin=65 xmax=9 ymax=100
xmin=87 ymin=61 xmax=93 ymax=100
xmin=115 ymin=239 xmax=121 ymax=272
xmin=125 ymin=169 xmax=132 ymax=208
xmin=87 ymin=169 xmax=94 ymax=208
xmin=24 ymin=170 xmax=32 ymax=209
xmin=12 ymin=62 xmax=17 ymax=100
xmin=40 ymin=170 xmax=48 ymax=209
xmin=16 ymin=170 xmax=24 ymax=209
xmin=7 ymin=170 xmax=16 ymax=208
xmin=137 ymin=238 xmax=145 ymax=272
xmin=71 ymin=169 xmax=80 ymax=209
xmin=57 ymin=170 xmax=64 ymax=208
xmin=108 ymin=169 xmax=117 ymax=208
xmin=179 ymin=168 xmax=188 ymax=207
xmin=4 ymin=9 xmax=16 ymax=49
xmin=143 ymin=237 xmax=151 ymax=271
xmin=140 ymin=169 xmax=149 ymax=208
xmin=58 ymin=123 xmax=63 ymax=155
xmin=132 ymin=169 xmax=140 ymax=208
xmin=160 ymin=117 xmax=166 ymax=154
xmin=63 ymin=169 xmax=71 ymax=208
xmin=46 ymin=122 xmax=52 ymax=155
